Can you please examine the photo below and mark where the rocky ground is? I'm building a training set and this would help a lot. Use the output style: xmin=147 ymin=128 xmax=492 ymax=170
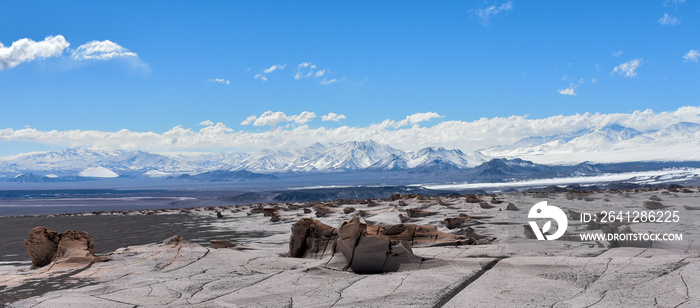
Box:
xmin=1 ymin=187 xmax=699 ymax=307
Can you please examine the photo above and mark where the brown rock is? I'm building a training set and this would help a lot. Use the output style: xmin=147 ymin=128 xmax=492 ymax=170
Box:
xmin=406 ymin=208 xmax=437 ymax=217
xmin=343 ymin=207 xmax=356 ymax=214
xmin=465 ymin=194 xmax=481 ymax=203
xmin=24 ymin=227 xmax=61 ymax=268
xmin=643 ymin=200 xmax=665 ymax=209
xmin=506 ymin=203 xmax=518 ymax=211
xmin=379 ymin=224 xmax=407 ymax=235
xmin=398 ymin=200 xmax=407 ymax=206
xmin=288 ymin=218 xmax=337 ymax=259
xmin=443 ymin=217 xmax=469 ymax=229
xmin=649 ymin=195 xmax=662 ymax=201
xmin=262 ymin=208 xmax=279 ymax=217
xmin=54 ymin=230 xmax=98 ymax=265
xmin=479 ymin=201 xmax=495 ymax=209
xmin=336 ymin=217 xmax=421 ymax=274
xmin=210 ymin=240 xmax=236 ymax=249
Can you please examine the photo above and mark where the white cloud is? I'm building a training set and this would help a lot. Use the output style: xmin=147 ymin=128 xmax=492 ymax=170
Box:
xmin=664 ymin=0 xmax=685 ymax=7
xmin=471 ymin=1 xmax=513 ymax=25
xmin=241 ymin=111 xmax=317 ymax=128
xmin=290 ymin=111 xmax=317 ymax=125
xmin=263 ymin=64 xmax=286 ymax=74
xmin=208 ymin=78 xmax=230 ymax=85
xmin=199 ymin=120 xmax=214 ymax=126
xmin=392 ymin=112 xmax=444 ymax=128
xmin=3 ymin=107 xmax=700 ymax=153
xmin=612 ymin=59 xmax=643 ymax=77
xmin=322 ymin=112 xmax=347 ymax=122
xmin=72 ymin=40 xmax=138 ymax=60
xmin=558 ymin=77 xmax=584 ymax=95
xmin=0 ymin=35 xmax=69 ymax=70
xmin=254 ymin=64 xmax=286 ymax=81
xmin=558 ymin=88 xmax=576 ymax=96
xmin=252 ymin=111 xmax=289 ymax=127
xmin=658 ymin=13 xmax=680 ymax=25
xmin=241 ymin=115 xmax=258 ymax=125
xmin=294 ymin=62 xmax=331 ymax=81
xmin=612 ymin=51 xmax=624 ymax=57
xmin=592 ymin=78 xmax=598 ymax=83
xmin=683 ymin=50 xmax=699 ymax=63
xmin=320 ymin=77 xmax=345 ymax=85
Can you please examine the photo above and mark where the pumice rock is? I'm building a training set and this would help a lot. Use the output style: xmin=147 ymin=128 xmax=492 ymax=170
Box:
xmin=479 ymin=201 xmax=495 ymax=209
xmin=465 ymin=194 xmax=481 ymax=203
xmin=336 ymin=217 xmax=423 ymax=274
xmin=406 ymin=208 xmax=437 ymax=217
xmin=24 ymin=227 xmax=98 ymax=269
xmin=24 ymin=227 xmax=61 ymax=268
xmin=643 ymin=200 xmax=666 ymax=209
xmin=288 ymin=218 xmax=337 ymax=259
xmin=55 ymin=230 xmax=97 ymax=265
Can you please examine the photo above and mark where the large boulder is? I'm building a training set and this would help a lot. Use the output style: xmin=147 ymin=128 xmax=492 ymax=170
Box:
xmin=24 ymin=227 xmax=61 ymax=268
xmin=24 ymin=227 xmax=98 ymax=269
xmin=288 ymin=218 xmax=337 ymax=259
xmin=336 ymin=217 xmax=422 ymax=274
xmin=289 ymin=217 xmax=477 ymax=273
xmin=54 ymin=230 xmax=98 ymax=265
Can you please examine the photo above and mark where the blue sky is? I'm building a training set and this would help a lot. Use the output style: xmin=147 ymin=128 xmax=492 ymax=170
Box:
xmin=1 ymin=1 xmax=699 ymax=155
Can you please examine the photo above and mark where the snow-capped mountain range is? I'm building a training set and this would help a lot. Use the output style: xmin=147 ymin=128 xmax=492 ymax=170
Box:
xmin=0 ymin=140 xmax=489 ymax=176
xmin=482 ymin=122 xmax=700 ymax=164
xmin=1 ymin=122 xmax=698 ymax=178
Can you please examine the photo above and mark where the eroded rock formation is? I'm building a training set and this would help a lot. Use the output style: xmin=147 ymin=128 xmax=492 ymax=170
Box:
xmin=24 ymin=227 xmax=98 ymax=269
xmin=288 ymin=217 xmax=476 ymax=274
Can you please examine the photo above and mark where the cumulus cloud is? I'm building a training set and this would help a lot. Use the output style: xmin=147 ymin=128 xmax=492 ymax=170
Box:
xmin=658 ymin=13 xmax=680 ymax=25
xmin=3 ymin=107 xmax=700 ymax=154
xmin=199 ymin=120 xmax=214 ymax=126
xmin=290 ymin=111 xmax=317 ymax=125
xmin=612 ymin=59 xmax=643 ymax=77
xmin=240 ymin=111 xmax=317 ymax=128
xmin=471 ymin=1 xmax=513 ymax=25
xmin=241 ymin=115 xmax=258 ymax=125
xmin=322 ymin=112 xmax=347 ymax=122
xmin=683 ymin=50 xmax=699 ymax=63
xmin=0 ymin=36 xmax=147 ymax=71
xmin=384 ymin=112 xmax=445 ymax=128
xmin=208 ymin=78 xmax=230 ymax=85
xmin=0 ymin=35 xmax=69 ymax=70
xmin=72 ymin=40 xmax=138 ymax=60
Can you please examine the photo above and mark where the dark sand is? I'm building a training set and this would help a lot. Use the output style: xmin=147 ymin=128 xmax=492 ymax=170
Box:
xmin=0 ymin=211 xmax=261 ymax=263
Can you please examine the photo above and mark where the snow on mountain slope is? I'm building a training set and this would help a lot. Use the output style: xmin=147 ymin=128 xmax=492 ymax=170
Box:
xmin=483 ymin=122 xmax=700 ymax=164
xmin=78 ymin=166 xmax=119 ymax=178
xmin=3 ymin=120 xmax=699 ymax=176
xmin=295 ymin=140 xmax=403 ymax=170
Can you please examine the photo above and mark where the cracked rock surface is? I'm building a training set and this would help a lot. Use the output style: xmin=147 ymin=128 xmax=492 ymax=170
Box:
xmin=2 ymin=189 xmax=700 ymax=307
